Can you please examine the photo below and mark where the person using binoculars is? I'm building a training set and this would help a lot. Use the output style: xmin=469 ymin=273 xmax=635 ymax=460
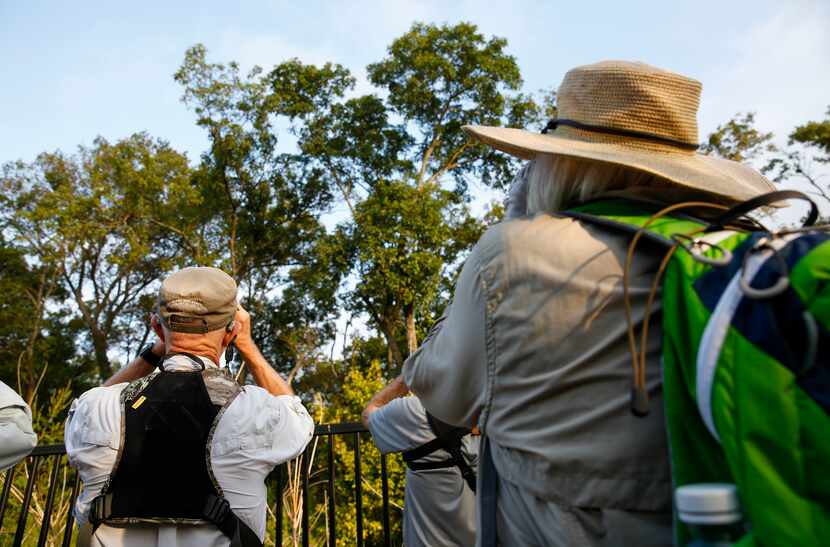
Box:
xmin=65 ymin=266 xmax=314 ymax=547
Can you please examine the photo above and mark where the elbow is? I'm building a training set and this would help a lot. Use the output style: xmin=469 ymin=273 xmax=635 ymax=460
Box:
xmin=361 ymin=404 xmax=375 ymax=430
xmin=0 ymin=428 xmax=37 ymax=470
xmin=285 ymin=413 xmax=315 ymax=461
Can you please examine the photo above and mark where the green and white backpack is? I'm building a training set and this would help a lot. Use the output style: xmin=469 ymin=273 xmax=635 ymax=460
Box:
xmin=565 ymin=191 xmax=830 ymax=546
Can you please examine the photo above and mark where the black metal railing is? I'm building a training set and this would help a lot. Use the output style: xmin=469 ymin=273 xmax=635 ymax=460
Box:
xmin=0 ymin=423 xmax=400 ymax=547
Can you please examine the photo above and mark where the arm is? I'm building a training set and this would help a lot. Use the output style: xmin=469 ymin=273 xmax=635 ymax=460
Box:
xmin=234 ymin=306 xmax=294 ymax=396
xmin=362 ymin=375 xmax=409 ymax=428
xmin=403 ymin=239 xmax=489 ymax=428
xmin=102 ymin=340 xmax=164 ymax=387
xmin=0 ymin=382 xmax=37 ymax=471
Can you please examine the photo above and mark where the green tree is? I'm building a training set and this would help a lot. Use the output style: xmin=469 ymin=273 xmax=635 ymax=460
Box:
xmin=700 ymin=112 xmax=776 ymax=162
xmin=765 ymin=106 xmax=830 ymax=208
xmin=0 ymin=238 xmax=94 ymax=404
xmin=1 ymin=134 xmax=200 ymax=379
xmin=291 ymin=22 xmax=539 ymax=368
xmin=174 ymin=47 xmax=352 ymax=379
xmin=335 ymin=181 xmax=482 ymax=368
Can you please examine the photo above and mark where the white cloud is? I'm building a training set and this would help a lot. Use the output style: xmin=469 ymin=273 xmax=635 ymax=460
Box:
xmin=700 ymin=0 xmax=830 ymax=142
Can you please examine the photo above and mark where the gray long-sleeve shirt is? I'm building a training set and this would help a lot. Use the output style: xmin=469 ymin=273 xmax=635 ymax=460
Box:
xmin=403 ymin=209 xmax=674 ymax=508
xmin=367 ymin=396 xmax=478 ymax=547
xmin=0 ymin=381 xmax=37 ymax=471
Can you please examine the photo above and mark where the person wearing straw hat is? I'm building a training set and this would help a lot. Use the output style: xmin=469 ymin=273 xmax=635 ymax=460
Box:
xmin=402 ymin=60 xmax=775 ymax=546
xmin=65 ymin=267 xmax=314 ymax=547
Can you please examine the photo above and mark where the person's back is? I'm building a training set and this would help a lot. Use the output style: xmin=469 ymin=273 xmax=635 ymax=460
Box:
xmin=66 ymin=267 xmax=314 ymax=546
xmin=478 ymin=211 xmax=673 ymax=544
xmin=364 ymin=386 xmax=477 ymax=547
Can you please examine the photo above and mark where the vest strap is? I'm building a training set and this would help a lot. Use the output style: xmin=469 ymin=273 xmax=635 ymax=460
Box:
xmin=89 ymin=493 xmax=262 ymax=547
xmin=401 ymin=414 xmax=476 ymax=492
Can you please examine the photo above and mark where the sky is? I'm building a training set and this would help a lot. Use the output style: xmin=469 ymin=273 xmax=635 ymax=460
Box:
xmin=2 ymin=0 xmax=827 ymax=359
xmin=1 ymin=0 xmax=828 ymax=171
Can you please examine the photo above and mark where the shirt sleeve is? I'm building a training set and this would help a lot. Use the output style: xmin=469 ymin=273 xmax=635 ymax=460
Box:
xmin=64 ymin=385 xmax=124 ymax=523
xmin=367 ymin=396 xmax=433 ymax=454
xmin=0 ymin=381 xmax=37 ymax=471
xmin=211 ymin=388 xmax=315 ymax=468
xmin=403 ymin=241 xmax=489 ymax=428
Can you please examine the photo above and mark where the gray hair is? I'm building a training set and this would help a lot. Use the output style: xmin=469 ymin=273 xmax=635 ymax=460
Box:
xmin=525 ymin=154 xmax=661 ymax=214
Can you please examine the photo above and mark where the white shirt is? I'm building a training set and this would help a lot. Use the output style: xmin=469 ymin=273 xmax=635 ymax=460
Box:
xmin=0 ymin=380 xmax=37 ymax=471
xmin=64 ymin=355 xmax=314 ymax=546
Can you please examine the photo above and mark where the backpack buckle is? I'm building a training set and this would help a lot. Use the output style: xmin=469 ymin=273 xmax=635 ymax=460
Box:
xmin=203 ymin=495 xmax=231 ymax=524
xmin=88 ymin=494 xmax=113 ymax=525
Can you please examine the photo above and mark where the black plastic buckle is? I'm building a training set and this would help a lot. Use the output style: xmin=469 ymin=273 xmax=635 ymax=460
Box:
xmin=203 ymin=495 xmax=231 ymax=524
xmin=88 ymin=494 xmax=113 ymax=524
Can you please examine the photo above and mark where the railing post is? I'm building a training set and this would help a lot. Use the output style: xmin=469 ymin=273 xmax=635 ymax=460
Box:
xmin=0 ymin=466 xmax=16 ymax=528
xmin=36 ymin=455 xmax=62 ymax=547
xmin=301 ymin=443 xmax=310 ymax=547
xmin=326 ymin=432 xmax=336 ymax=546
xmin=13 ymin=456 xmax=41 ymax=547
xmin=353 ymin=432 xmax=363 ymax=547
xmin=380 ymin=453 xmax=391 ymax=547
xmin=275 ymin=463 xmax=283 ymax=547
xmin=61 ymin=473 xmax=81 ymax=547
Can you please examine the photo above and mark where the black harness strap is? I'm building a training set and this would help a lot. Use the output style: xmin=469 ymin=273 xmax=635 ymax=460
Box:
xmin=402 ymin=413 xmax=476 ymax=492
xmin=203 ymin=494 xmax=263 ymax=547
xmin=90 ymin=493 xmax=260 ymax=547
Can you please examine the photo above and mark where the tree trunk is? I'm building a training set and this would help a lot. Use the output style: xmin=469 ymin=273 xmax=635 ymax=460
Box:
xmin=404 ymin=304 xmax=417 ymax=356
xmin=91 ymin=328 xmax=112 ymax=379
xmin=380 ymin=318 xmax=404 ymax=372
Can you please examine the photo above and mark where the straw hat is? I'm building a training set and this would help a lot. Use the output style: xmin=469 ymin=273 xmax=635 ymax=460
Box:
xmin=463 ymin=61 xmax=774 ymax=202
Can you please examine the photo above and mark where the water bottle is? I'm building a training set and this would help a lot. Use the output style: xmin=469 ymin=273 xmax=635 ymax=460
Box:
xmin=676 ymin=483 xmax=745 ymax=546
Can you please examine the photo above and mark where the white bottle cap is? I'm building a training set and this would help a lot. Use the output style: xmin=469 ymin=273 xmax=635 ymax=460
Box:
xmin=676 ymin=483 xmax=742 ymax=525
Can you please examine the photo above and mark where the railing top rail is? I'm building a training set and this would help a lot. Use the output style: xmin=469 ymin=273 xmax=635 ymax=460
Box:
xmin=22 ymin=422 xmax=369 ymax=457
xmin=29 ymin=444 xmax=68 ymax=457
xmin=316 ymin=422 xmax=367 ymax=435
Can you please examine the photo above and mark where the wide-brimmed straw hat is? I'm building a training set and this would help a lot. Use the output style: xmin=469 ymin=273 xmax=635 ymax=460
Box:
xmin=463 ymin=61 xmax=774 ymax=202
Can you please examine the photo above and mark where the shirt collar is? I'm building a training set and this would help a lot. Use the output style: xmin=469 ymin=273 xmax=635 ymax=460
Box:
xmin=161 ymin=353 xmax=218 ymax=372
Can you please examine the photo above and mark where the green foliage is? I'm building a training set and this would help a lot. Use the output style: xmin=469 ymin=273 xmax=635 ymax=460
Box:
xmin=790 ymin=106 xmax=830 ymax=158
xmin=292 ymin=353 xmax=405 ymax=546
xmin=0 ymin=239 xmax=94 ymax=406
xmin=700 ymin=112 xmax=776 ymax=162
xmin=764 ymin=106 xmax=830 ymax=208
xmin=276 ymin=22 xmax=538 ymax=368
xmin=1 ymin=134 xmax=200 ymax=379
xmin=367 ymin=21 xmax=539 ymax=191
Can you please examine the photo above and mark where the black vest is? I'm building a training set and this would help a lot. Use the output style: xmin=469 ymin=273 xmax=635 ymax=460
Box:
xmin=88 ymin=354 xmax=262 ymax=546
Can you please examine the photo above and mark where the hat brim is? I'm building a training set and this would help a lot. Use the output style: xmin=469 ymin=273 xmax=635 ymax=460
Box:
xmin=463 ymin=125 xmax=775 ymax=203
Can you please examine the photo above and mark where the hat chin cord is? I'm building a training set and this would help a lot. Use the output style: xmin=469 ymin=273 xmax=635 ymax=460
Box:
xmin=623 ymin=201 xmax=731 ymax=417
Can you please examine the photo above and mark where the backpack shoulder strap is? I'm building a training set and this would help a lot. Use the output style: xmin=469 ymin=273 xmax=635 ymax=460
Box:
xmin=559 ymin=198 xmax=710 ymax=247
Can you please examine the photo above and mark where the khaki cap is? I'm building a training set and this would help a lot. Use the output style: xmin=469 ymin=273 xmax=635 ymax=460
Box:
xmin=157 ymin=267 xmax=237 ymax=334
